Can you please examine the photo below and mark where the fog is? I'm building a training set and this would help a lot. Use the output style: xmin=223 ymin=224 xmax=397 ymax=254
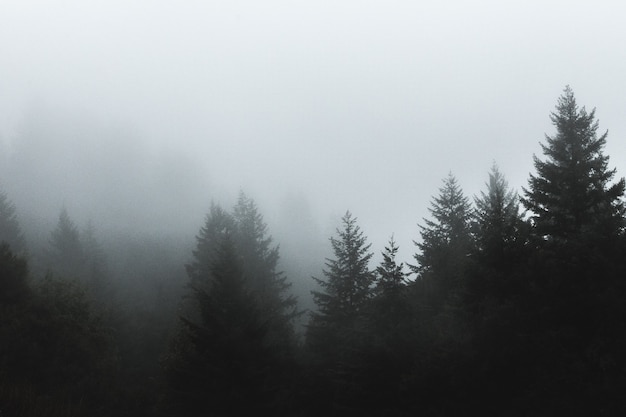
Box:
xmin=2 ymin=0 xmax=626 ymax=281
xmin=5 ymin=2 xmax=626 ymax=415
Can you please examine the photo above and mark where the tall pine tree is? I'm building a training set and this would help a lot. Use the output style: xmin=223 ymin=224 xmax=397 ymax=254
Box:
xmin=165 ymin=234 xmax=274 ymax=416
xmin=374 ymin=235 xmax=407 ymax=296
xmin=48 ymin=207 xmax=85 ymax=280
xmin=473 ymin=163 xmax=528 ymax=271
xmin=232 ymin=192 xmax=298 ymax=351
xmin=309 ymin=211 xmax=374 ymax=332
xmin=306 ymin=211 xmax=375 ymax=414
xmin=518 ymin=87 xmax=626 ymax=412
xmin=522 ymin=86 xmax=625 ymax=244
xmin=0 ymin=190 xmax=26 ymax=254
xmin=411 ymin=173 xmax=473 ymax=309
xmin=185 ymin=203 xmax=236 ymax=292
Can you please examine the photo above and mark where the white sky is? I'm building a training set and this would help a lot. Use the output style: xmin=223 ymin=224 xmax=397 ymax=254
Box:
xmin=1 ymin=1 xmax=626 ymax=262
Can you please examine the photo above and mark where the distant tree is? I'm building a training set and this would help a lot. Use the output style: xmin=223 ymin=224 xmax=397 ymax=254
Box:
xmin=309 ymin=211 xmax=374 ymax=334
xmin=34 ymin=275 xmax=117 ymax=396
xmin=364 ymin=236 xmax=414 ymax=414
xmin=0 ymin=242 xmax=30 ymax=304
xmin=371 ymin=235 xmax=409 ymax=331
xmin=48 ymin=207 xmax=85 ymax=280
xmin=164 ymin=230 xmax=281 ymax=416
xmin=410 ymin=173 xmax=473 ymax=309
xmin=306 ymin=211 xmax=375 ymax=413
xmin=522 ymin=86 xmax=625 ymax=244
xmin=466 ymin=164 xmax=530 ymax=306
xmin=0 ymin=246 xmax=116 ymax=416
xmin=462 ymin=166 xmax=533 ymax=408
xmin=374 ymin=235 xmax=407 ymax=296
xmin=232 ymin=192 xmax=299 ymax=350
xmin=164 ymin=200 xmax=301 ymax=416
xmin=185 ymin=202 xmax=235 ymax=291
xmin=473 ymin=164 xmax=527 ymax=261
xmin=0 ymin=190 xmax=26 ymax=254
xmin=81 ymin=220 xmax=110 ymax=300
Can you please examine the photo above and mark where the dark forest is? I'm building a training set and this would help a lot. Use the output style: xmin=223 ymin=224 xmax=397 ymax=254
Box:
xmin=2 ymin=87 xmax=626 ymax=416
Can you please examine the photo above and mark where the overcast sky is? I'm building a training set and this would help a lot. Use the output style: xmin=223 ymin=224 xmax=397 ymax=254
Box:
xmin=2 ymin=1 xmax=626 ymax=262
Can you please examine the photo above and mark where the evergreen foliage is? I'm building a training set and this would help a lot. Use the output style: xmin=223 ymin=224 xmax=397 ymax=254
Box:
xmin=0 ymin=190 xmax=26 ymax=254
xmin=232 ymin=192 xmax=299 ymax=350
xmin=309 ymin=211 xmax=374 ymax=330
xmin=468 ymin=164 xmax=530 ymax=305
xmin=518 ymin=87 xmax=626 ymax=413
xmin=0 ymin=246 xmax=116 ymax=417
xmin=4 ymin=87 xmax=626 ymax=416
xmin=306 ymin=212 xmax=375 ymax=414
xmin=474 ymin=163 xmax=526 ymax=260
xmin=164 ymin=235 xmax=275 ymax=416
xmin=410 ymin=173 xmax=473 ymax=309
xmin=80 ymin=220 xmax=110 ymax=301
xmin=164 ymin=199 xmax=298 ymax=416
xmin=47 ymin=209 xmax=111 ymax=301
xmin=0 ymin=242 xmax=30 ymax=304
xmin=522 ymin=86 xmax=626 ymax=243
xmin=48 ymin=207 xmax=85 ymax=280
xmin=374 ymin=235 xmax=407 ymax=295
xmin=185 ymin=202 xmax=235 ymax=291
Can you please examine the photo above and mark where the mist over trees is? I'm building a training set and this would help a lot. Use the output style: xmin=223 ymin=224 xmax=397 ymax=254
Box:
xmin=2 ymin=87 xmax=626 ymax=416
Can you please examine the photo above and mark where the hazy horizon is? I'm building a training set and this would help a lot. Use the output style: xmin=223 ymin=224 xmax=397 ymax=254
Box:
xmin=2 ymin=1 xmax=626 ymax=266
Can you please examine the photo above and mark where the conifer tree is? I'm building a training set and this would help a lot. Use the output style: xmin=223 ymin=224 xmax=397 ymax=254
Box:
xmin=305 ymin=211 xmax=375 ymax=413
xmin=466 ymin=165 xmax=530 ymax=348
xmin=0 ymin=190 xmax=26 ymax=254
xmin=165 ymin=201 xmax=298 ymax=416
xmin=48 ymin=207 xmax=85 ymax=280
xmin=232 ymin=192 xmax=298 ymax=349
xmin=375 ymin=235 xmax=407 ymax=295
xmin=81 ymin=220 xmax=110 ymax=300
xmin=473 ymin=163 xmax=528 ymax=268
xmin=310 ymin=211 xmax=374 ymax=326
xmin=307 ymin=211 xmax=374 ymax=362
xmin=517 ymin=87 xmax=626 ymax=409
xmin=185 ymin=203 xmax=235 ymax=291
xmin=522 ymin=86 xmax=625 ymax=244
xmin=371 ymin=235 xmax=409 ymax=342
xmin=0 ymin=242 xmax=30 ymax=304
xmin=166 ymin=234 xmax=273 ymax=416
xmin=411 ymin=174 xmax=473 ymax=308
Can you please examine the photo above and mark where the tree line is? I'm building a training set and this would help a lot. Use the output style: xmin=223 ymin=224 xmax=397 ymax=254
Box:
xmin=2 ymin=86 xmax=626 ymax=416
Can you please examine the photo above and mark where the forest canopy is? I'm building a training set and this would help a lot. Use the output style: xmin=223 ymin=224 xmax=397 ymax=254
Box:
xmin=1 ymin=87 xmax=626 ymax=416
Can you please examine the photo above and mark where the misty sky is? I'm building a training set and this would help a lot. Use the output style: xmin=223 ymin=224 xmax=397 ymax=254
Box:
xmin=2 ymin=1 xmax=626 ymax=262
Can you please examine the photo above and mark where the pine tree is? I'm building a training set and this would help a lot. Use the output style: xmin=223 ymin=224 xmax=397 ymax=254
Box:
xmin=517 ymin=87 xmax=626 ymax=410
xmin=0 ymin=190 xmax=26 ymax=254
xmin=185 ymin=202 xmax=235 ymax=291
xmin=411 ymin=173 xmax=473 ymax=308
xmin=307 ymin=211 xmax=374 ymax=363
xmin=371 ymin=235 xmax=409 ymax=342
xmin=473 ymin=163 xmax=528 ymax=268
xmin=306 ymin=211 xmax=375 ymax=413
xmin=365 ymin=237 xmax=413 ymax=415
xmin=466 ymin=166 xmax=531 ymax=370
xmin=0 ymin=242 xmax=30 ymax=304
xmin=232 ymin=192 xmax=298 ymax=349
xmin=375 ymin=235 xmax=407 ymax=295
xmin=522 ymin=86 xmax=625 ymax=244
xmin=81 ymin=220 xmax=110 ymax=300
xmin=166 ymin=235 xmax=272 ymax=416
xmin=1 ymin=245 xmax=116 ymax=415
xmin=48 ymin=207 xmax=85 ymax=280
xmin=310 ymin=211 xmax=374 ymax=328
xmin=165 ymin=201 xmax=298 ymax=416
